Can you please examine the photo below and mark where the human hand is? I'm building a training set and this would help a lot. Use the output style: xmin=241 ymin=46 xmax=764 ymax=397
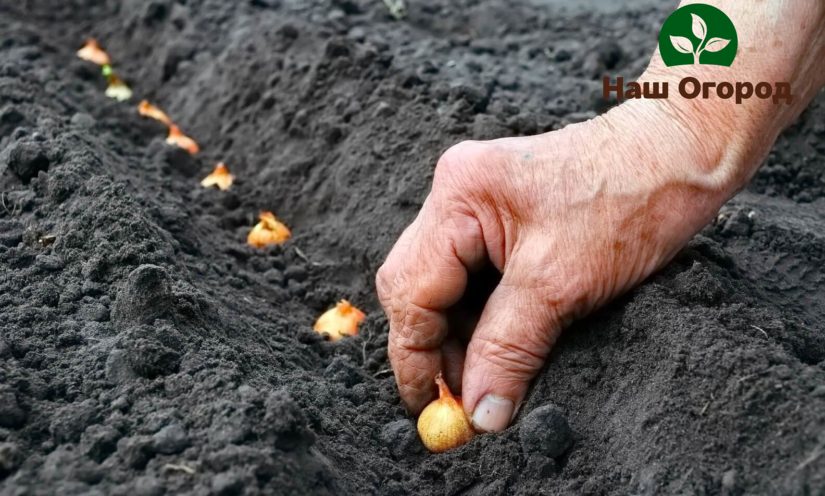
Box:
xmin=377 ymin=98 xmax=744 ymax=432
xmin=377 ymin=0 xmax=825 ymax=436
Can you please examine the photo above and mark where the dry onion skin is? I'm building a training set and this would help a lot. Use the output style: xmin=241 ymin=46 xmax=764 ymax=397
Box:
xmin=77 ymin=39 xmax=111 ymax=66
xmin=247 ymin=211 xmax=291 ymax=248
xmin=417 ymin=373 xmax=475 ymax=453
xmin=313 ymin=300 xmax=366 ymax=341
xmin=138 ymin=100 xmax=172 ymax=126
xmin=200 ymin=162 xmax=234 ymax=191
xmin=166 ymin=125 xmax=200 ymax=155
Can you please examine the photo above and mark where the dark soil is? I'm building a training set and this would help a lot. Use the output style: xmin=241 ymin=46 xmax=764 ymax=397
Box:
xmin=2 ymin=0 xmax=825 ymax=494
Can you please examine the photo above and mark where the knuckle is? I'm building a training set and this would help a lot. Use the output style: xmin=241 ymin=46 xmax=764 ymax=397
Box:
xmin=394 ymin=301 xmax=443 ymax=350
xmin=443 ymin=140 xmax=481 ymax=160
xmin=398 ymin=374 xmax=431 ymax=399
xmin=434 ymin=140 xmax=504 ymax=201
xmin=387 ymin=337 xmax=407 ymax=364
xmin=472 ymin=333 xmax=549 ymax=377
xmin=435 ymin=140 xmax=482 ymax=182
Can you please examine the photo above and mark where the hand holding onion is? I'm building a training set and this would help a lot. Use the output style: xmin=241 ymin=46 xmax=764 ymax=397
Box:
xmin=377 ymin=99 xmax=753 ymax=434
xmin=417 ymin=373 xmax=474 ymax=453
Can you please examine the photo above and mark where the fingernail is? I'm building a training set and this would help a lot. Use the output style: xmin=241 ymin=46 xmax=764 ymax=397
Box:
xmin=471 ymin=395 xmax=515 ymax=433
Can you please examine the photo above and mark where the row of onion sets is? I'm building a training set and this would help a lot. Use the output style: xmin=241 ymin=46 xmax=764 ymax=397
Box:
xmin=76 ymin=39 xmax=365 ymax=343
xmin=79 ymin=39 xmax=474 ymax=454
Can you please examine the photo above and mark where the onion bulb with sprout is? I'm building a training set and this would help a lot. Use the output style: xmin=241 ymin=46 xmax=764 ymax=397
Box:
xmin=77 ymin=39 xmax=111 ymax=66
xmin=247 ymin=211 xmax=291 ymax=248
xmin=417 ymin=373 xmax=475 ymax=453
xmin=104 ymin=73 xmax=133 ymax=102
xmin=138 ymin=100 xmax=172 ymax=126
xmin=166 ymin=124 xmax=200 ymax=154
xmin=201 ymin=162 xmax=234 ymax=191
xmin=313 ymin=300 xmax=365 ymax=341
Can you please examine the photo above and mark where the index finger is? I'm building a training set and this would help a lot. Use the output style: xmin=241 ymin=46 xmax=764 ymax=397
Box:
xmin=377 ymin=199 xmax=486 ymax=413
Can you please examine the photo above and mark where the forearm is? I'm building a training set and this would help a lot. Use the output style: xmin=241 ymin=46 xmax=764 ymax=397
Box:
xmin=639 ymin=0 xmax=825 ymax=197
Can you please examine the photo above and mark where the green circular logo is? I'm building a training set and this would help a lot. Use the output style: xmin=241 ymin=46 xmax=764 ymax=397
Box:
xmin=658 ymin=4 xmax=738 ymax=67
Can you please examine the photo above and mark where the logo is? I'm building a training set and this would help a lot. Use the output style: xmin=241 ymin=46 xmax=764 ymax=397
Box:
xmin=603 ymin=3 xmax=793 ymax=105
xmin=659 ymin=4 xmax=738 ymax=67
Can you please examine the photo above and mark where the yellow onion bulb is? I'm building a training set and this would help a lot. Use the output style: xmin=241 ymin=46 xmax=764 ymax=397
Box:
xmin=313 ymin=300 xmax=365 ymax=341
xmin=200 ymin=162 xmax=234 ymax=191
xmin=77 ymin=39 xmax=111 ymax=66
xmin=138 ymin=100 xmax=172 ymax=126
xmin=166 ymin=124 xmax=200 ymax=155
xmin=104 ymin=75 xmax=133 ymax=102
xmin=247 ymin=211 xmax=291 ymax=247
xmin=417 ymin=373 xmax=474 ymax=453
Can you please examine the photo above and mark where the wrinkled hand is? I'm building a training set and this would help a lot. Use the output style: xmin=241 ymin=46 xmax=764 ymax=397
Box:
xmin=377 ymin=99 xmax=739 ymax=432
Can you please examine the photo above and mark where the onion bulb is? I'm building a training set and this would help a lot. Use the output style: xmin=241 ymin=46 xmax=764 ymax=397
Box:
xmin=104 ymin=74 xmax=132 ymax=102
xmin=138 ymin=100 xmax=172 ymax=126
xmin=417 ymin=373 xmax=474 ymax=453
xmin=313 ymin=300 xmax=365 ymax=341
xmin=201 ymin=162 xmax=234 ymax=191
xmin=77 ymin=39 xmax=111 ymax=66
xmin=247 ymin=211 xmax=291 ymax=247
xmin=166 ymin=124 xmax=199 ymax=155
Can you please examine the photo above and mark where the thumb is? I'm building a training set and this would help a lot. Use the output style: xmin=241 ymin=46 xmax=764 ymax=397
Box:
xmin=461 ymin=279 xmax=561 ymax=433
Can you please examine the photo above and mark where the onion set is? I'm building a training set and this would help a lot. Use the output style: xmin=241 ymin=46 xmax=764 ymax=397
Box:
xmin=247 ymin=211 xmax=291 ymax=248
xmin=417 ymin=373 xmax=475 ymax=453
xmin=138 ymin=100 xmax=172 ymax=126
xmin=77 ymin=39 xmax=111 ymax=66
xmin=104 ymin=72 xmax=133 ymax=102
xmin=200 ymin=162 xmax=234 ymax=191
xmin=313 ymin=300 xmax=365 ymax=341
xmin=166 ymin=125 xmax=200 ymax=155
xmin=77 ymin=40 xmax=132 ymax=101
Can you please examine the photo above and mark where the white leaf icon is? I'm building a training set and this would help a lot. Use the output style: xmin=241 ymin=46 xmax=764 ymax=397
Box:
xmin=670 ymin=36 xmax=694 ymax=54
xmin=703 ymin=37 xmax=731 ymax=53
xmin=691 ymin=13 xmax=707 ymax=40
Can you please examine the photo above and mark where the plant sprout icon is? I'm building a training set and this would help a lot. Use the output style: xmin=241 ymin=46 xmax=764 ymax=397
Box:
xmin=670 ymin=13 xmax=731 ymax=64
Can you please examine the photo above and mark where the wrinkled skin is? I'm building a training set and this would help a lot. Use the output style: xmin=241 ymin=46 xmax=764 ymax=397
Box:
xmin=377 ymin=99 xmax=730 ymax=429
xmin=378 ymin=0 xmax=825 ymax=433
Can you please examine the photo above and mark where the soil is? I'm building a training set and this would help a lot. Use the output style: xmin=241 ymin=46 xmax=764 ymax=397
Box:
xmin=2 ymin=0 xmax=825 ymax=494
